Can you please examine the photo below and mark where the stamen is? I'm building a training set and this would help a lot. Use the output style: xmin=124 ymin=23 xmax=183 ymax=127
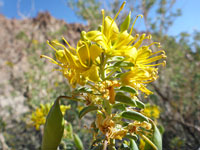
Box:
xmin=143 ymin=61 xmax=166 ymax=67
xmin=129 ymin=15 xmax=143 ymax=36
xmin=140 ymin=80 xmax=156 ymax=84
xmin=139 ymin=54 xmax=166 ymax=64
xmin=108 ymin=1 xmax=126 ymax=39
xmin=40 ymin=55 xmax=62 ymax=67
xmin=62 ymin=37 xmax=76 ymax=51
xmin=133 ymin=34 xmax=146 ymax=49
xmin=151 ymin=50 xmax=165 ymax=56
xmin=51 ymin=41 xmax=78 ymax=67
xmin=47 ymin=40 xmax=57 ymax=52
xmin=146 ymin=35 xmax=152 ymax=39
xmin=148 ymin=42 xmax=160 ymax=47
xmin=128 ymin=34 xmax=139 ymax=46
xmin=101 ymin=9 xmax=105 ymax=33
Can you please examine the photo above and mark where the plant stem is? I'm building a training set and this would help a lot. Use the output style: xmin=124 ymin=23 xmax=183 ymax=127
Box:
xmin=57 ymin=96 xmax=84 ymax=103
xmin=108 ymin=139 xmax=116 ymax=150
xmin=100 ymin=53 xmax=108 ymax=81
xmin=103 ymin=139 xmax=108 ymax=150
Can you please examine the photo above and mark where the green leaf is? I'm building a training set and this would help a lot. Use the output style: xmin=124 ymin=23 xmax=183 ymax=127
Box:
xmin=75 ymin=87 xmax=93 ymax=94
xmin=124 ymin=133 xmax=138 ymax=141
xmin=74 ymin=133 xmax=84 ymax=150
xmin=121 ymin=111 xmax=149 ymax=122
xmin=79 ymin=105 xmax=98 ymax=119
xmin=115 ymin=92 xmax=137 ymax=107
xmin=114 ymin=73 xmax=124 ymax=78
xmin=152 ymin=121 xmax=162 ymax=150
xmin=120 ymin=11 xmax=131 ymax=32
xmin=113 ymin=61 xmax=134 ymax=67
xmin=142 ymin=134 xmax=157 ymax=150
xmin=143 ymin=120 xmax=162 ymax=150
xmin=130 ymin=139 xmax=139 ymax=150
xmin=112 ymin=103 xmax=126 ymax=111
xmin=103 ymin=99 xmax=112 ymax=115
xmin=108 ymin=56 xmax=124 ymax=62
xmin=65 ymin=123 xmax=73 ymax=139
xmin=42 ymin=97 xmax=64 ymax=150
xmin=119 ymin=86 xmax=137 ymax=94
xmin=135 ymin=99 xmax=145 ymax=109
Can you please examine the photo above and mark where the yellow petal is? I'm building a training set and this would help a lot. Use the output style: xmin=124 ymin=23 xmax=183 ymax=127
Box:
xmin=83 ymin=65 xmax=100 ymax=82
xmin=104 ymin=16 xmax=119 ymax=40
xmin=89 ymin=44 xmax=102 ymax=61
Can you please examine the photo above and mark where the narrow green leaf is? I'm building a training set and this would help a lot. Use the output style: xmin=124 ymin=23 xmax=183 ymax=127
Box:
xmin=65 ymin=123 xmax=73 ymax=139
xmin=121 ymin=111 xmax=149 ymax=122
xmin=75 ymin=87 xmax=93 ymax=94
xmin=114 ymin=73 xmax=123 ymax=78
xmin=135 ymin=99 xmax=145 ymax=109
xmin=114 ymin=61 xmax=134 ymax=67
xmin=119 ymin=86 xmax=137 ymax=94
xmin=152 ymin=121 xmax=162 ymax=150
xmin=112 ymin=103 xmax=126 ymax=111
xmin=103 ymin=99 xmax=112 ymax=115
xmin=74 ymin=133 xmax=84 ymax=150
xmin=124 ymin=133 xmax=138 ymax=141
xmin=42 ymin=97 xmax=64 ymax=150
xmin=120 ymin=11 xmax=131 ymax=32
xmin=143 ymin=120 xmax=163 ymax=150
xmin=142 ymin=134 xmax=158 ymax=150
xmin=115 ymin=92 xmax=137 ymax=107
xmin=79 ymin=105 xmax=98 ymax=119
xmin=108 ymin=56 xmax=124 ymax=62
xmin=130 ymin=139 xmax=139 ymax=150
xmin=91 ymin=145 xmax=103 ymax=150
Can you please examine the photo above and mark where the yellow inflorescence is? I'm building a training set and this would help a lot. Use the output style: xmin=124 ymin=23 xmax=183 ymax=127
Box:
xmin=40 ymin=1 xmax=166 ymax=144
xmin=41 ymin=4 xmax=166 ymax=95
xmin=142 ymin=104 xmax=161 ymax=119
xmin=31 ymin=103 xmax=70 ymax=130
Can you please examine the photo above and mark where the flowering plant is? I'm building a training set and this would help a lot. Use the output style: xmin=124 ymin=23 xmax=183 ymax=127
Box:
xmin=40 ymin=1 xmax=166 ymax=149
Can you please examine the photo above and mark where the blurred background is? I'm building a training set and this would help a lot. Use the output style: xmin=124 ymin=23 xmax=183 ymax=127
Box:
xmin=0 ymin=0 xmax=199 ymax=150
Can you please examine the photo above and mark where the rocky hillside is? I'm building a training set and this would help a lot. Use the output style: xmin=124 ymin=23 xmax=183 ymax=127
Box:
xmin=0 ymin=12 xmax=88 ymax=149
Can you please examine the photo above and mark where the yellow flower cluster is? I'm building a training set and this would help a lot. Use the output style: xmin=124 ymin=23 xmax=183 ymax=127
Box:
xmin=96 ymin=113 xmax=127 ymax=141
xmin=31 ymin=103 xmax=70 ymax=130
xmin=41 ymin=39 xmax=102 ymax=87
xmin=41 ymin=1 xmax=166 ymax=145
xmin=41 ymin=2 xmax=166 ymax=96
xmin=142 ymin=104 xmax=161 ymax=119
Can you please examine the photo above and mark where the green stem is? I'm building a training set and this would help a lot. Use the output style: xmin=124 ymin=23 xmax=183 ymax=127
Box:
xmin=87 ymin=82 xmax=102 ymax=94
xmin=105 ymin=68 xmax=118 ymax=80
xmin=100 ymin=53 xmax=108 ymax=81
xmin=140 ymin=134 xmax=158 ymax=150
xmin=103 ymin=139 xmax=108 ymax=150
xmin=108 ymin=139 xmax=116 ymax=150
xmin=58 ymin=96 xmax=84 ymax=103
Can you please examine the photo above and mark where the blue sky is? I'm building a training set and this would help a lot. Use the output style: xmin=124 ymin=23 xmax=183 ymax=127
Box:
xmin=0 ymin=0 xmax=199 ymax=36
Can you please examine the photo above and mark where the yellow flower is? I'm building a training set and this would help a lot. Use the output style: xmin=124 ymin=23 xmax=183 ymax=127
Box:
xmin=121 ymin=67 xmax=158 ymax=95
xmin=128 ymin=41 xmax=166 ymax=68
xmin=41 ymin=38 xmax=102 ymax=87
xmin=31 ymin=103 xmax=70 ymax=130
xmin=142 ymin=104 xmax=160 ymax=119
xmin=31 ymin=104 xmax=50 ymax=130
xmin=85 ymin=2 xmax=139 ymax=56
xmin=83 ymin=2 xmax=166 ymax=97
xmin=95 ymin=113 xmax=128 ymax=141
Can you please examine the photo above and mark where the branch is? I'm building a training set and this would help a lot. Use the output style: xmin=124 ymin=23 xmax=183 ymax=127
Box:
xmin=0 ymin=134 xmax=9 ymax=150
xmin=151 ymin=83 xmax=169 ymax=102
